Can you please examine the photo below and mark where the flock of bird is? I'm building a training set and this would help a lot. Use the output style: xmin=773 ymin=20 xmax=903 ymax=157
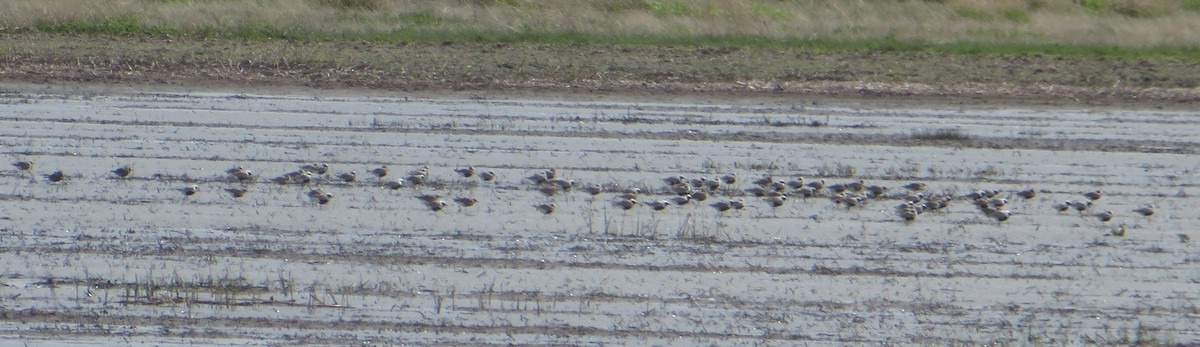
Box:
xmin=9 ymin=158 xmax=1156 ymax=225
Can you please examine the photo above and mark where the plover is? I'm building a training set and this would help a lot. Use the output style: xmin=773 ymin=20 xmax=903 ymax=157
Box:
xmin=478 ymin=170 xmax=496 ymax=182
xmin=455 ymin=166 xmax=476 ymax=178
xmin=1133 ymin=205 xmax=1155 ymax=217
xmin=112 ymin=165 xmax=134 ymax=178
xmin=181 ymin=185 xmax=200 ymax=196
xmin=1083 ymin=190 xmax=1102 ymax=201
xmin=337 ymin=171 xmax=357 ymax=183
xmin=45 ymin=170 xmax=66 ymax=183
xmin=12 ymin=160 xmax=33 ymax=171
xmin=454 ymin=197 xmax=478 ymax=207
xmin=225 ymin=187 xmax=249 ymax=198
xmin=371 ymin=165 xmax=389 ymax=178
xmin=535 ymin=203 xmax=556 ymax=215
xmin=300 ymin=163 xmax=330 ymax=175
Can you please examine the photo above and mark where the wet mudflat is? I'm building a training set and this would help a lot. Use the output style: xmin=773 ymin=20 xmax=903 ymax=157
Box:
xmin=1 ymin=84 xmax=1198 ymax=345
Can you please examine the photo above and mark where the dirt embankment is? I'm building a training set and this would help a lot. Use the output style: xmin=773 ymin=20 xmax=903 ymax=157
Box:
xmin=1 ymin=33 xmax=1198 ymax=107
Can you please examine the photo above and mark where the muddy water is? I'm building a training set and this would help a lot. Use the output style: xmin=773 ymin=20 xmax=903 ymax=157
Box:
xmin=1 ymin=85 xmax=1198 ymax=345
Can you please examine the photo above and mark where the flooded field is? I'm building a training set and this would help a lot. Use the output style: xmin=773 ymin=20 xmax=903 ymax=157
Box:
xmin=1 ymin=84 xmax=1198 ymax=345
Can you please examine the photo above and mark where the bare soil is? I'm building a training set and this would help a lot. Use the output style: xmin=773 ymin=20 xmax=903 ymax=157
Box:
xmin=2 ymin=33 xmax=1199 ymax=108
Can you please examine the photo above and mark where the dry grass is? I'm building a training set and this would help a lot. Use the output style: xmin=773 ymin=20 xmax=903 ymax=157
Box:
xmin=1 ymin=0 xmax=1199 ymax=48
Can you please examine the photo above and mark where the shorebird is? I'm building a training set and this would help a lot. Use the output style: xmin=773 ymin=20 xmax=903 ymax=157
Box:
xmin=618 ymin=187 xmax=641 ymax=200
xmin=537 ymin=183 xmax=561 ymax=196
xmin=535 ymin=203 xmax=556 ymax=215
xmin=796 ymin=187 xmax=817 ymax=199
xmin=226 ymin=166 xmax=254 ymax=182
xmin=1094 ymin=210 xmax=1114 ymax=222
xmin=181 ymin=185 xmax=200 ymax=197
xmin=670 ymin=195 xmax=692 ymax=206
xmin=300 ymin=163 xmax=330 ymax=175
xmin=770 ymin=180 xmax=789 ymax=192
xmin=549 ymin=178 xmax=574 ymax=191
xmin=416 ymin=194 xmax=442 ymax=203
xmin=383 ymin=178 xmax=405 ymax=190
xmin=988 ymin=198 xmax=1008 ymax=208
xmin=370 ymin=165 xmax=389 ymax=178
xmin=1071 ymin=200 xmax=1092 ymax=213
xmin=1016 ymin=189 xmax=1036 ymax=200
xmin=406 ymin=173 xmax=427 ymax=186
xmin=583 ymin=184 xmax=603 ymax=196
xmin=663 ymin=175 xmax=687 ymax=186
xmin=614 ymin=198 xmax=638 ymax=210
xmin=866 ymin=184 xmax=888 ymax=198
xmin=112 ymin=165 xmax=134 ymax=178
xmin=805 ymin=179 xmax=826 ymax=190
xmin=308 ymin=188 xmax=333 ymax=205
xmin=453 ymin=197 xmax=478 ymax=207
xmin=1133 ymin=205 xmax=1155 ymax=217
xmin=746 ymin=186 xmax=769 ymax=197
xmin=768 ymin=195 xmax=788 ymax=208
xmin=455 ymin=166 xmax=476 ymax=178
xmin=527 ymin=171 xmax=550 ymax=184
xmin=902 ymin=181 xmax=927 ymax=192
xmin=752 ymin=175 xmax=775 ymax=187
xmin=337 ymin=171 xmax=357 ymax=183
xmin=729 ymin=199 xmax=746 ymax=210
xmin=225 ymin=187 xmax=249 ymax=198
xmin=426 ymin=200 xmax=449 ymax=211
xmin=670 ymin=183 xmax=693 ymax=196
xmin=12 ymin=160 xmax=33 ymax=171
xmin=1053 ymin=200 xmax=1072 ymax=212
xmin=478 ymin=170 xmax=496 ymax=182
xmin=720 ymin=173 xmax=737 ymax=185
xmin=45 ymin=170 xmax=66 ymax=183
xmin=994 ymin=210 xmax=1013 ymax=222
xmin=1083 ymin=190 xmax=1103 ymax=201
xmin=646 ymin=200 xmax=670 ymax=211
xmin=543 ymin=168 xmax=557 ymax=180
xmin=787 ymin=177 xmax=806 ymax=190
xmin=688 ymin=190 xmax=708 ymax=202
xmin=710 ymin=200 xmax=732 ymax=212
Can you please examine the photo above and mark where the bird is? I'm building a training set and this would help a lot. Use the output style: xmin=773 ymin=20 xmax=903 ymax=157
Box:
xmin=670 ymin=195 xmax=691 ymax=206
xmin=646 ymin=200 xmax=670 ymax=211
xmin=613 ymin=198 xmax=638 ymax=210
xmin=618 ymin=188 xmax=641 ymax=200
xmin=752 ymin=175 xmax=775 ymax=187
xmin=583 ymin=184 xmax=603 ymax=196
xmin=1083 ymin=190 xmax=1102 ymax=201
xmin=688 ymin=190 xmax=708 ymax=202
xmin=426 ymin=200 xmax=449 ymax=211
xmin=453 ymin=197 xmax=478 ymax=207
xmin=370 ymin=165 xmax=389 ymax=178
xmin=225 ymin=187 xmax=249 ymax=198
xmin=45 ymin=170 xmax=67 ymax=183
xmin=1094 ymin=210 xmax=1114 ymax=222
xmin=866 ymin=185 xmax=888 ymax=198
xmin=12 ymin=160 xmax=33 ymax=171
xmin=902 ymin=181 xmax=927 ymax=192
xmin=1133 ymin=205 xmax=1154 ymax=217
xmin=416 ymin=193 xmax=442 ymax=203
xmin=767 ymin=195 xmax=787 ymax=208
xmin=307 ymin=188 xmax=333 ymax=205
xmin=527 ymin=171 xmax=550 ymax=184
xmin=729 ymin=199 xmax=746 ymax=210
xmin=535 ymin=203 xmax=556 ymax=215
xmin=1071 ymin=200 xmax=1092 ymax=213
xmin=111 ymin=165 xmax=134 ymax=178
xmin=549 ymin=178 xmax=574 ymax=191
xmin=1016 ymin=189 xmax=1036 ymax=200
xmin=805 ymin=179 xmax=826 ymax=190
xmin=383 ymin=178 xmax=405 ymax=190
xmin=663 ymin=175 xmax=687 ymax=186
xmin=710 ymin=200 xmax=732 ymax=212
xmin=337 ymin=171 xmax=357 ymax=183
xmin=478 ymin=170 xmax=496 ymax=182
xmin=994 ymin=210 xmax=1013 ymax=222
xmin=181 ymin=185 xmax=200 ymax=197
xmin=300 ymin=163 xmax=330 ymax=175
xmin=720 ymin=173 xmax=737 ymax=185
xmin=1053 ymin=200 xmax=1073 ymax=212
xmin=455 ymin=166 xmax=476 ymax=178
xmin=226 ymin=166 xmax=254 ymax=182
